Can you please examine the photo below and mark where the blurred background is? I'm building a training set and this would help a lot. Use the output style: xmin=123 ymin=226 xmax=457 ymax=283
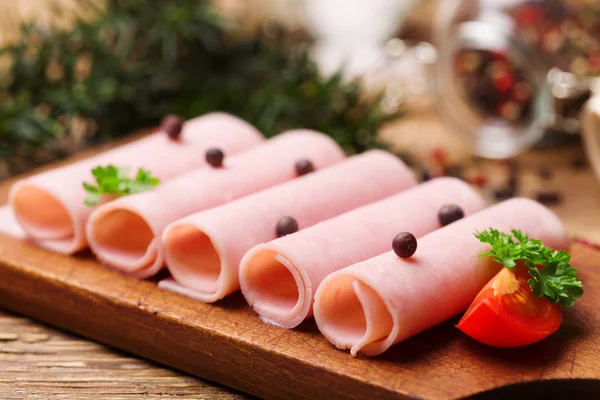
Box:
xmin=1 ymin=0 xmax=599 ymax=239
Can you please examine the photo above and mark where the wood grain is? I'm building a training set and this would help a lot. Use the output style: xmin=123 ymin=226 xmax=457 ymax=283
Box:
xmin=0 ymin=153 xmax=599 ymax=400
xmin=0 ymin=309 xmax=249 ymax=399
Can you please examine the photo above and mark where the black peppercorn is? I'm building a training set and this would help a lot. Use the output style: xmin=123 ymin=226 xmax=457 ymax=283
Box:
xmin=420 ymin=168 xmax=432 ymax=182
xmin=205 ymin=148 xmax=224 ymax=167
xmin=275 ymin=216 xmax=299 ymax=238
xmin=438 ymin=204 xmax=465 ymax=226
xmin=536 ymin=191 xmax=562 ymax=205
xmin=295 ymin=159 xmax=315 ymax=176
xmin=161 ymin=114 xmax=183 ymax=139
xmin=392 ymin=232 xmax=417 ymax=258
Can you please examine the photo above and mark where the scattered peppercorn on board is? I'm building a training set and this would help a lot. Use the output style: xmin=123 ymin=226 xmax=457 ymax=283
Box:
xmin=1 ymin=141 xmax=600 ymax=400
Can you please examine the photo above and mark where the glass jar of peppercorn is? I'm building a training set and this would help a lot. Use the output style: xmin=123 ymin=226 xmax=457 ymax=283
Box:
xmin=433 ymin=0 xmax=600 ymax=164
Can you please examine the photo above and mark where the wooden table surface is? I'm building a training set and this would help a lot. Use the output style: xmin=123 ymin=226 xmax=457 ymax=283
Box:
xmin=0 ymin=308 xmax=251 ymax=399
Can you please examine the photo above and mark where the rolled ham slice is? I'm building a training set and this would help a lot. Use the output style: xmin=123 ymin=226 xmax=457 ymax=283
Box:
xmin=313 ymin=198 xmax=569 ymax=357
xmin=160 ymin=150 xmax=416 ymax=303
xmin=239 ymin=177 xmax=486 ymax=329
xmin=86 ymin=130 xmax=345 ymax=278
xmin=0 ymin=206 xmax=25 ymax=238
xmin=9 ymin=113 xmax=263 ymax=254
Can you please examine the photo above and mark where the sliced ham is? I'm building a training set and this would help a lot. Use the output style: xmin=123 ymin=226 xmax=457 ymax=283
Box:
xmin=0 ymin=205 xmax=25 ymax=238
xmin=313 ymin=198 xmax=569 ymax=357
xmin=160 ymin=150 xmax=416 ymax=303
xmin=9 ymin=113 xmax=263 ymax=254
xmin=86 ymin=130 xmax=345 ymax=278
xmin=239 ymin=177 xmax=486 ymax=329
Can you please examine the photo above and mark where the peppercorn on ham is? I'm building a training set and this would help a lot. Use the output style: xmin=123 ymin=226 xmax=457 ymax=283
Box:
xmin=9 ymin=113 xmax=263 ymax=254
xmin=86 ymin=131 xmax=345 ymax=278
xmin=159 ymin=150 xmax=416 ymax=303
xmin=239 ymin=178 xmax=486 ymax=329
xmin=313 ymin=198 xmax=569 ymax=357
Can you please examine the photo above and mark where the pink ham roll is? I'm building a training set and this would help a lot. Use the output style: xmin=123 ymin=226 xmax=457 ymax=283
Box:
xmin=239 ymin=178 xmax=486 ymax=329
xmin=313 ymin=198 xmax=569 ymax=357
xmin=160 ymin=150 xmax=416 ymax=303
xmin=9 ymin=113 xmax=263 ymax=254
xmin=86 ymin=130 xmax=345 ymax=278
xmin=0 ymin=206 xmax=25 ymax=238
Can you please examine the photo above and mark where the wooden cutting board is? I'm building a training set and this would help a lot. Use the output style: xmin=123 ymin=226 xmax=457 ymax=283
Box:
xmin=0 ymin=149 xmax=599 ymax=400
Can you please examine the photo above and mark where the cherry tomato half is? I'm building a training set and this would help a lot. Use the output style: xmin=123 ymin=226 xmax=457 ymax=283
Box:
xmin=457 ymin=266 xmax=562 ymax=347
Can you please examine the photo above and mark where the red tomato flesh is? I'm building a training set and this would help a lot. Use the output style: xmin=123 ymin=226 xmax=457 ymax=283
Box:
xmin=457 ymin=266 xmax=562 ymax=347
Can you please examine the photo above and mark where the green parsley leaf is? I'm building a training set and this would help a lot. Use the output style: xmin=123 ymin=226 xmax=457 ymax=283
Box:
xmin=475 ymin=228 xmax=583 ymax=308
xmin=84 ymin=192 xmax=101 ymax=207
xmin=82 ymin=165 xmax=160 ymax=206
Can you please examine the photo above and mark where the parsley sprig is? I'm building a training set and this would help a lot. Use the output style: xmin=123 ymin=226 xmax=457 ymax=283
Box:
xmin=83 ymin=165 xmax=160 ymax=206
xmin=475 ymin=229 xmax=583 ymax=307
